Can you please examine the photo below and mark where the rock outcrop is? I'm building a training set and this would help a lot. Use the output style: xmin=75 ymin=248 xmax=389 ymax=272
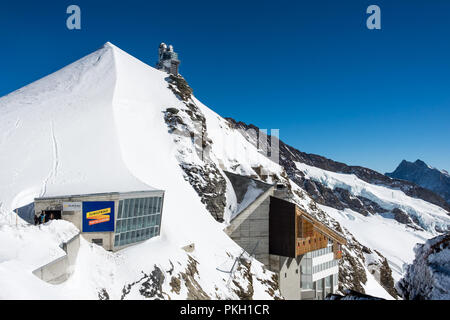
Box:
xmin=396 ymin=233 xmax=450 ymax=300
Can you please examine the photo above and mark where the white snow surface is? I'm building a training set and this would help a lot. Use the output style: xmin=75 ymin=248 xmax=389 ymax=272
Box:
xmin=295 ymin=162 xmax=450 ymax=234
xmin=295 ymin=161 xmax=449 ymax=283
xmin=0 ymin=43 xmax=278 ymax=299
xmin=231 ymin=181 xmax=264 ymax=220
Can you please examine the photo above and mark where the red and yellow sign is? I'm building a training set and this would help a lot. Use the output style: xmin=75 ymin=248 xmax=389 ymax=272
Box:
xmin=86 ymin=207 xmax=111 ymax=226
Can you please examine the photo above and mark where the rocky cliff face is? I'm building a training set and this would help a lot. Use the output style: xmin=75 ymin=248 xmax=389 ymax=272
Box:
xmin=164 ymin=75 xmax=227 ymax=222
xmin=386 ymin=159 xmax=450 ymax=206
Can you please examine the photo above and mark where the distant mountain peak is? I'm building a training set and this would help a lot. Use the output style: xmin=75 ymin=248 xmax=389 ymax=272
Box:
xmin=386 ymin=160 xmax=450 ymax=205
xmin=414 ymin=159 xmax=428 ymax=167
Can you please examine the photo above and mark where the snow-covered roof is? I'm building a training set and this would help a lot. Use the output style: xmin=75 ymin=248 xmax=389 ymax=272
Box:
xmin=35 ymin=188 xmax=164 ymax=201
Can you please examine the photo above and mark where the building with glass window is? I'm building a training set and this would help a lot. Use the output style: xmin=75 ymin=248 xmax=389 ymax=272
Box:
xmin=268 ymin=196 xmax=346 ymax=300
xmin=34 ymin=189 xmax=164 ymax=252
xmin=224 ymin=171 xmax=346 ymax=300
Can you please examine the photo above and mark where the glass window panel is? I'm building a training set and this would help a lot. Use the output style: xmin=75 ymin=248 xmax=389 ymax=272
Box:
xmin=117 ymin=220 xmax=122 ymax=233
xmin=149 ymin=214 xmax=155 ymax=226
xmin=127 ymin=199 xmax=133 ymax=218
xmin=148 ymin=198 xmax=153 ymax=215
xmin=127 ymin=199 xmax=134 ymax=218
xmin=134 ymin=199 xmax=140 ymax=217
xmin=142 ymin=216 xmax=147 ymax=228
xmin=156 ymin=214 xmax=161 ymax=226
xmin=140 ymin=198 xmax=145 ymax=216
xmin=138 ymin=217 xmax=143 ymax=229
xmin=318 ymin=280 xmax=323 ymax=289
xmin=136 ymin=230 xmax=141 ymax=242
xmin=143 ymin=198 xmax=149 ymax=215
xmin=122 ymin=200 xmax=127 ymax=218
xmin=127 ymin=219 xmax=133 ymax=232
xmin=129 ymin=199 xmax=135 ymax=217
xmin=131 ymin=231 xmax=136 ymax=243
xmin=136 ymin=198 xmax=141 ymax=216
xmin=147 ymin=198 xmax=153 ymax=214
xmin=155 ymin=197 xmax=161 ymax=213
xmin=154 ymin=226 xmax=159 ymax=235
xmin=118 ymin=200 xmax=123 ymax=219
xmin=128 ymin=199 xmax=134 ymax=218
xmin=114 ymin=234 xmax=119 ymax=246
xmin=133 ymin=198 xmax=138 ymax=217
xmin=125 ymin=199 xmax=131 ymax=218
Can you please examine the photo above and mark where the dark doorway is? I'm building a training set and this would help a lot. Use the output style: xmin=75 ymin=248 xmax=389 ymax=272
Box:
xmin=43 ymin=210 xmax=61 ymax=222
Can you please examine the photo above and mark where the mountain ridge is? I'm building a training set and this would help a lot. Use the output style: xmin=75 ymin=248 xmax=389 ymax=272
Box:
xmin=386 ymin=159 xmax=450 ymax=206
xmin=225 ymin=118 xmax=450 ymax=214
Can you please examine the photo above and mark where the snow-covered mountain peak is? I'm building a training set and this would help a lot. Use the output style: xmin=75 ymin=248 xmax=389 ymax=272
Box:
xmin=0 ymin=43 xmax=283 ymax=299
xmin=0 ymin=43 xmax=447 ymax=300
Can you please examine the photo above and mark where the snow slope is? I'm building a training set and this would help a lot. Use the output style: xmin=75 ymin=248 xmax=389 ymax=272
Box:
xmin=296 ymin=162 xmax=450 ymax=234
xmin=295 ymin=162 xmax=450 ymax=282
xmin=0 ymin=43 xmax=280 ymax=299
xmin=319 ymin=205 xmax=430 ymax=282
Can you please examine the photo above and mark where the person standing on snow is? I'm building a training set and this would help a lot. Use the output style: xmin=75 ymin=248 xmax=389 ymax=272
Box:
xmin=39 ymin=212 xmax=45 ymax=224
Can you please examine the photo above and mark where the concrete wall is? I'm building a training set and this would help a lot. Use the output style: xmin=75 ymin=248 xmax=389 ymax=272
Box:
xmin=33 ymin=233 xmax=80 ymax=284
xmin=270 ymin=254 xmax=302 ymax=300
xmin=225 ymin=187 xmax=274 ymax=266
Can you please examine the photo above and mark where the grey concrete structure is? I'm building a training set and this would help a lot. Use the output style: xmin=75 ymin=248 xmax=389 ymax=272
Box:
xmin=224 ymin=171 xmax=274 ymax=266
xmin=32 ymin=232 xmax=80 ymax=284
xmin=269 ymin=255 xmax=302 ymax=300
xmin=224 ymin=171 xmax=342 ymax=300
xmin=34 ymin=189 xmax=164 ymax=252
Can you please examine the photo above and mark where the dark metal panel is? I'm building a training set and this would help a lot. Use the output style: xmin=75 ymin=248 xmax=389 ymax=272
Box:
xmin=269 ymin=196 xmax=296 ymax=257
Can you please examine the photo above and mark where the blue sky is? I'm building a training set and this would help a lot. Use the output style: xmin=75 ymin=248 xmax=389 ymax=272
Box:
xmin=0 ymin=0 xmax=449 ymax=174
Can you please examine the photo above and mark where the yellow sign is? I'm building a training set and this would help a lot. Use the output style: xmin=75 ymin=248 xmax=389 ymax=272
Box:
xmin=86 ymin=208 xmax=111 ymax=219
xmin=86 ymin=207 xmax=111 ymax=226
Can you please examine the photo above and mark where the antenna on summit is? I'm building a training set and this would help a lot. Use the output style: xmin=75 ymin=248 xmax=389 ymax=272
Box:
xmin=156 ymin=42 xmax=180 ymax=76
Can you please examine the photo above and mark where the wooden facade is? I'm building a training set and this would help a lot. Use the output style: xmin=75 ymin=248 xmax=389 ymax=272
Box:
xmin=269 ymin=196 xmax=346 ymax=259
